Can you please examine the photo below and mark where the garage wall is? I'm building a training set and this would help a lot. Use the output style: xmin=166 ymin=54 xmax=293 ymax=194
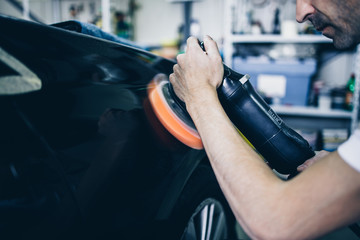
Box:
xmin=134 ymin=0 xmax=224 ymax=45
xmin=0 ymin=0 xmax=54 ymax=23
xmin=0 ymin=0 xmax=224 ymax=46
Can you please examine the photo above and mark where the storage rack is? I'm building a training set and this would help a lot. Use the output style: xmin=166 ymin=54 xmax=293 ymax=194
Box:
xmin=223 ymin=0 xmax=359 ymax=136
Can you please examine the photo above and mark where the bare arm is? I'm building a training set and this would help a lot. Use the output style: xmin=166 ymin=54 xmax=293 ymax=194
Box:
xmin=170 ymin=36 xmax=360 ymax=240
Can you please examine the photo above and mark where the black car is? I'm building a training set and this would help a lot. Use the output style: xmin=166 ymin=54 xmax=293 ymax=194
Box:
xmin=0 ymin=15 xmax=236 ymax=239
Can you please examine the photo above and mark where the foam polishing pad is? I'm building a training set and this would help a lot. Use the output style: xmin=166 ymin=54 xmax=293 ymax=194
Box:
xmin=147 ymin=74 xmax=203 ymax=149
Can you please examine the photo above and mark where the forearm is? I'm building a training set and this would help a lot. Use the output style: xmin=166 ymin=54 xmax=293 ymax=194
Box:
xmin=187 ymin=88 xmax=360 ymax=239
xmin=186 ymin=88 xmax=286 ymax=238
xmin=172 ymin=36 xmax=360 ymax=239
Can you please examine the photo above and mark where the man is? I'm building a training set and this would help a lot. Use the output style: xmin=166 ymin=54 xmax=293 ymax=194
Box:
xmin=169 ymin=0 xmax=360 ymax=239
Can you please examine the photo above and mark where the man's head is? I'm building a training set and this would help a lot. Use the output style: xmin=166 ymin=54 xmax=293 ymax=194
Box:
xmin=296 ymin=0 xmax=360 ymax=49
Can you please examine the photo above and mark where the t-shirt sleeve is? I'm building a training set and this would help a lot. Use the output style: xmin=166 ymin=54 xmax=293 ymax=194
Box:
xmin=338 ymin=129 xmax=360 ymax=172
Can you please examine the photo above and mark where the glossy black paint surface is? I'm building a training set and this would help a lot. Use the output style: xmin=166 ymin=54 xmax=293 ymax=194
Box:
xmin=0 ymin=15 xmax=205 ymax=239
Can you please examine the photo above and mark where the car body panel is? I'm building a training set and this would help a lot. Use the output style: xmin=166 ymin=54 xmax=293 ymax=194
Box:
xmin=0 ymin=14 xmax=207 ymax=238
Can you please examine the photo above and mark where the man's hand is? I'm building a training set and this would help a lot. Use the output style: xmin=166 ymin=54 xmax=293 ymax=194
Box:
xmin=169 ymin=36 xmax=224 ymax=106
xmin=297 ymin=150 xmax=330 ymax=172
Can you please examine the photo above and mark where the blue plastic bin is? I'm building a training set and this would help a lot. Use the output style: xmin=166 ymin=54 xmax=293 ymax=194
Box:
xmin=232 ymin=57 xmax=317 ymax=106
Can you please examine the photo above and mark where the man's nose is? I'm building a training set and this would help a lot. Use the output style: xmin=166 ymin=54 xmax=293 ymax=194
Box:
xmin=296 ymin=0 xmax=315 ymax=23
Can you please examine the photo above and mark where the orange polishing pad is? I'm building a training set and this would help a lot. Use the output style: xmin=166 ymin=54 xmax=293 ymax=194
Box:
xmin=147 ymin=74 xmax=203 ymax=150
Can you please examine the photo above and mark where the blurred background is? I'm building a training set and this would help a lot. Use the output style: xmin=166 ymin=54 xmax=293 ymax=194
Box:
xmin=0 ymin=0 xmax=224 ymax=51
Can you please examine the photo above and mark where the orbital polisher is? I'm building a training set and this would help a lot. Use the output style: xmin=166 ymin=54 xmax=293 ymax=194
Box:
xmin=147 ymin=44 xmax=315 ymax=174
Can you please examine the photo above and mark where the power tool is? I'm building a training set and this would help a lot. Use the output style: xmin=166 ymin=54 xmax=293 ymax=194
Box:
xmin=147 ymin=43 xmax=315 ymax=174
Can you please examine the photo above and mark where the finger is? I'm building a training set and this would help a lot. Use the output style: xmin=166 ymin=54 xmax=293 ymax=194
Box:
xmin=203 ymin=35 xmax=220 ymax=57
xmin=297 ymin=161 xmax=310 ymax=172
xmin=169 ymin=73 xmax=175 ymax=85
xmin=169 ymin=73 xmax=185 ymax=101
xmin=186 ymin=36 xmax=203 ymax=53
xmin=172 ymin=63 xmax=181 ymax=75
xmin=170 ymin=65 xmax=182 ymax=86
xmin=176 ymin=53 xmax=185 ymax=65
xmin=169 ymin=72 xmax=180 ymax=93
xmin=297 ymin=157 xmax=317 ymax=171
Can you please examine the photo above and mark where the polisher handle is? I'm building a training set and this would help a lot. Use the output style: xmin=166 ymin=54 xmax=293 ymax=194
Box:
xmin=217 ymin=72 xmax=315 ymax=174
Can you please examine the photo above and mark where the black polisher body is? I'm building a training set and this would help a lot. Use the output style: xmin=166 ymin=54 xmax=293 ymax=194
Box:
xmin=218 ymin=66 xmax=315 ymax=174
xmin=168 ymin=62 xmax=314 ymax=174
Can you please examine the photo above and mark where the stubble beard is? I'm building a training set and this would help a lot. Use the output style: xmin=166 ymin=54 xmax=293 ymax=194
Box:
xmin=310 ymin=11 xmax=360 ymax=50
